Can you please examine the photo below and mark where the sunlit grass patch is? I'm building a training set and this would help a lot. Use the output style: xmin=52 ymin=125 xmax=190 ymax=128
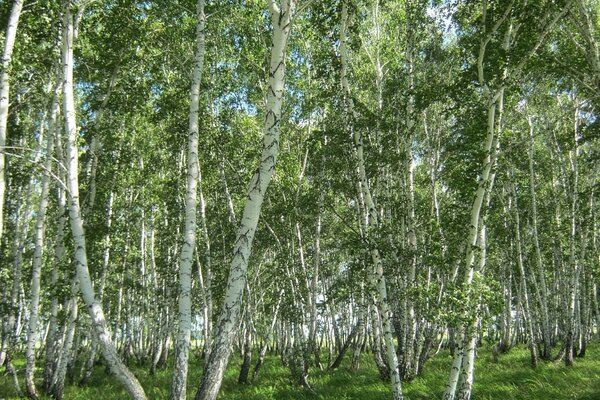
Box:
xmin=1 ymin=344 xmax=600 ymax=399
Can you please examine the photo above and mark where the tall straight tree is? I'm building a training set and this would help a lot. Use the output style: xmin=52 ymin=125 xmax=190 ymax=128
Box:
xmin=60 ymin=1 xmax=147 ymax=399
xmin=0 ymin=0 xmax=24 ymax=243
xmin=194 ymin=1 xmax=295 ymax=399
xmin=24 ymin=79 xmax=60 ymax=400
xmin=170 ymin=0 xmax=206 ymax=399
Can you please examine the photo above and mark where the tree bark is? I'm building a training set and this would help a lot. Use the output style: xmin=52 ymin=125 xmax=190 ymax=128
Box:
xmin=194 ymin=2 xmax=294 ymax=399
xmin=170 ymin=1 xmax=206 ymax=399
xmin=527 ymin=116 xmax=552 ymax=359
xmin=339 ymin=1 xmax=403 ymax=398
xmin=61 ymin=2 xmax=147 ymax=398
xmin=0 ymin=0 xmax=24 ymax=242
xmin=25 ymin=82 xmax=60 ymax=399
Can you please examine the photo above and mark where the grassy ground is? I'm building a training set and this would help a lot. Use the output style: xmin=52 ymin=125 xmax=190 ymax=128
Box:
xmin=1 ymin=345 xmax=600 ymax=399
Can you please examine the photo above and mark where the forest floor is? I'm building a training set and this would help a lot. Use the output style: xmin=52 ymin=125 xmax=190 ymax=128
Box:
xmin=1 ymin=344 xmax=600 ymax=399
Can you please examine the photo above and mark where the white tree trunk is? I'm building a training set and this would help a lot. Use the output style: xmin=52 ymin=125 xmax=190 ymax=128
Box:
xmin=50 ymin=280 xmax=79 ymax=400
xmin=509 ymin=175 xmax=539 ymax=367
xmin=25 ymin=82 xmax=60 ymax=399
xmin=527 ymin=117 xmax=552 ymax=358
xmin=61 ymin=3 xmax=147 ymax=399
xmin=44 ymin=108 xmax=68 ymax=392
xmin=565 ymin=100 xmax=581 ymax=367
xmin=339 ymin=2 xmax=403 ymax=398
xmin=0 ymin=0 xmax=24 ymax=241
xmin=170 ymin=1 xmax=206 ymax=399
xmin=194 ymin=2 xmax=294 ymax=399
xmin=444 ymin=91 xmax=500 ymax=400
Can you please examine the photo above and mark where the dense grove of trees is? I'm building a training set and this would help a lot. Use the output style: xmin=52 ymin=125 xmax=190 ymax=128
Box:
xmin=1 ymin=0 xmax=599 ymax=399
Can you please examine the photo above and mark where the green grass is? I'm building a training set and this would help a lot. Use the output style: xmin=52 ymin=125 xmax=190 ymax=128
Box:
xmin=2 ymin=345 xmax=600 ymax=399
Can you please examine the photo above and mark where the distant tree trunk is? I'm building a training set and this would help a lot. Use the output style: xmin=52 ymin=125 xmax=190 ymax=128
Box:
xmin=170 ymin=1 xmax=205 ymax=399
xmin=508 ymin=177 xmax=538 ymax=368
xmin=194 ymin=2 xmax=294 ymax=399
xmin=329 ymin=320 xmax=359 ymax=369
xmin=61 ymin=2 xmax=147 ymax=399
xmin=351 ymin=294 xmax=366 ymax=372
xmin=309 ymin=197 xmax=323 ymax=369
xmin=339 ymin=1 xmax=402 ymax=398
xmin=197 ymin=161 xmax=214 ymax=363
xmin=565 ymin=100 xmax=581 ymax=368
xmin=3 ymin=170 xmax=34 ymax=398
xmin=0 ymin=0 xmax=24 ymax=242
xmin=370 ymin=304 xmax=390 ymax=382
xmin=50 ymin=281 xmax=79 ymax=400
xmin=237 ymin=301 xmax=253 ymax=384
xmin=252 ymin=292 xmax=283 ymax=381
xmin=25 ymin=83 xmax=59 ymax=400
xmin=43 ymin=100 xmax=68 ymax=394
xmin=527 ymin=116 xmax=552 ymax=359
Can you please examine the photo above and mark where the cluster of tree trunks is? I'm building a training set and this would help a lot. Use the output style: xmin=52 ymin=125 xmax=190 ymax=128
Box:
xmin=1 ymin=1 xmax=600 ymax=400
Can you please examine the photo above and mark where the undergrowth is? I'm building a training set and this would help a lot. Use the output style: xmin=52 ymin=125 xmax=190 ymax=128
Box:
xmin=1 ymin=345 xmax=599 ymax=399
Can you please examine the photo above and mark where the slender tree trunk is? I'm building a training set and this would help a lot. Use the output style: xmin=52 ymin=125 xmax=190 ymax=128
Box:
xmin=339 ymin=1 xmax=402 ymax=398
xmin=80 ymin=190 xmax=114 ymax=385
xmin=0 ymin=0 xmax=24 ymax=241
xmin=527 ymin=116 xmax=552 ymax=359
xmin=194 ymin=2 xmax=294 ymax=399
xmin=445 ymin=3 xmax=518 ymax=396
xmin=43 ymin=98 xmax=68 ymax=393
xmin=252 ymin=292 xmax=283 ymax=381
xmin=237 ymin=302 xmax=253 ymax=384
xmin=3 ymin=167 xmax=34 ymax=397
xmin=309 ymin=196 xmax=323 ymax=369
xmin=400 ymin=0 xmax=418 ymax=380
xmin=444 ymin=76 xmax=500 ymax=400
xmin=329 ymin=321 xmax=360 ymax=369
xmin=61 ymin=3 xmax=147 ymax=398
xmin=50 ymin=281 xmax=79 ymax=400
xmin=508 ymin=178 xmax=538 ymax=368
xmin=197 ymin=165 xmax=213 ymax=361
xmin=565 ymin=100 xmax=581 ymax=367
xmin=25 ymin=84 xmax=59 ymax=399
xmin=170 ymin=1 xmax=206 ymax=399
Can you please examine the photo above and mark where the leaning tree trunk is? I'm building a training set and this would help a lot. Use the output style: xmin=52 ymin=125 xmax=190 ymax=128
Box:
xmin=61 ymin=2 xmax=147 ymax=399
xmin=170 ymin=1 xmax=206 ymax=399
xmin=193 ymin=2 xmax=294 ymax=399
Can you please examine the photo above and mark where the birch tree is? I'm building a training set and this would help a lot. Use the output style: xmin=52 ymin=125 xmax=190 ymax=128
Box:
xmin=444 ymin=1 xmax=574 ymax=399
xmin=0 ymin=0 xmax=23 ymax=242
xmin=339 ymin=1 xmax=403 ymax=398
xmin=61 ymin=1 xmax=147 ymax=398
xmin=194 ymin=1 xmax=295 ymax=399
xmin=170 ymin=1 xmax=206 ymax=399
